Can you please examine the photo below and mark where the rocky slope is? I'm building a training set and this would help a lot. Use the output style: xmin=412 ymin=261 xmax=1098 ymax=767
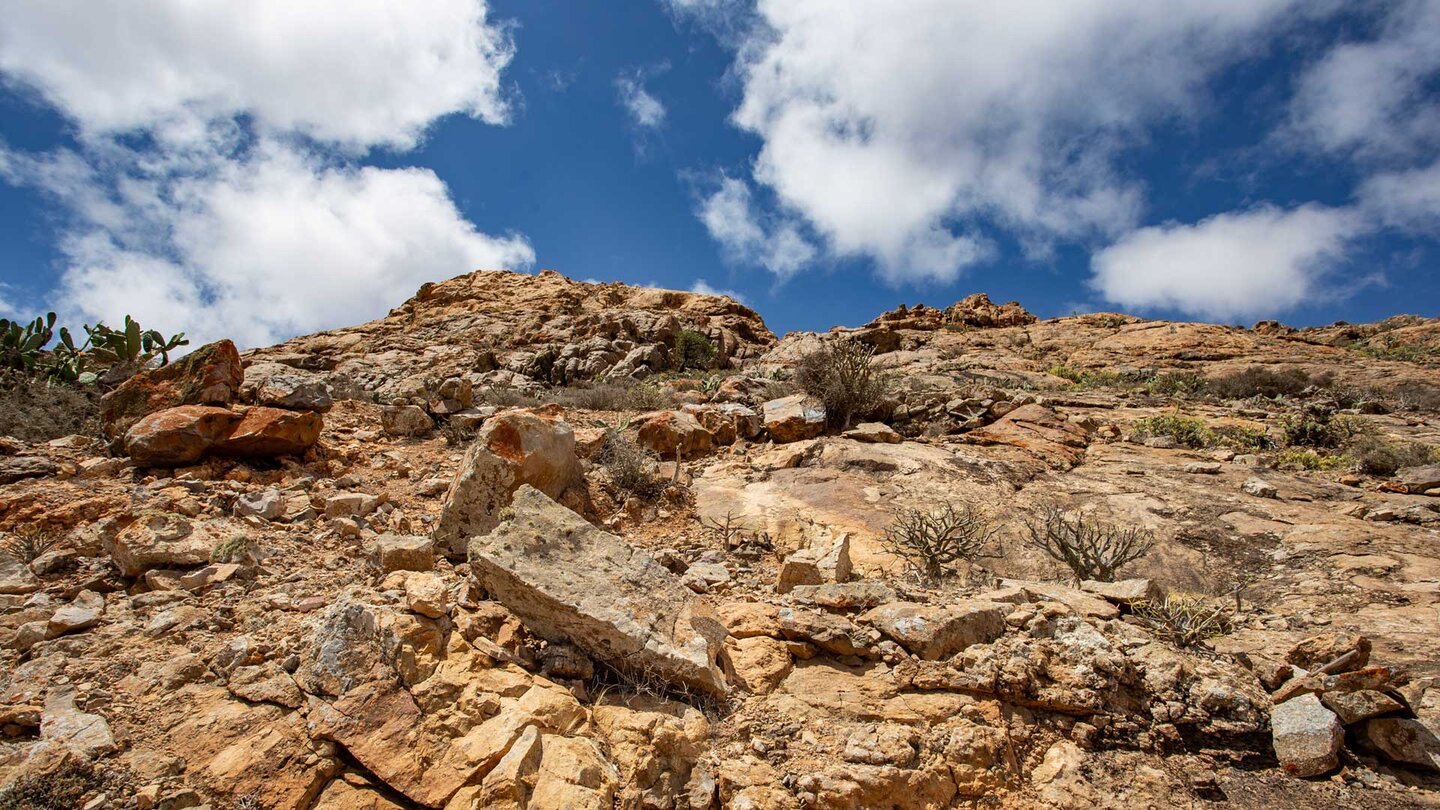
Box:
xmin=2 ymin=270 xmax=1440 ymax=810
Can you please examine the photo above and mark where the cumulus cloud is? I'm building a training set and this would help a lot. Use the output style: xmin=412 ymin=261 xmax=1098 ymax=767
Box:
xmin=691 ymin=0 xmax=1321 ymax=283
xmin=690 ymin=278 xmax=747 ymax=304
xmin=1360 ymin=159 xmax=1440 ymax=231
xmin=1090 ymin=205 xmax=1362 ymax=321
xmin=697 ymin=177 xmax=817 ymax=278
xmin=616 ymin=75 xmax=667 ymax=129
xmin=0 ymin=0 xmax=514 ymax=151
xmin=1286 ymin=0 xmax=1440 ymax=162
xmin=0 ymin=0 xmax=530 ymax=347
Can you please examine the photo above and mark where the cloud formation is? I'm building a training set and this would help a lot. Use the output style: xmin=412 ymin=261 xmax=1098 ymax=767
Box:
xmin=0 ymin=0 xmax=528 ymax=347
xmin=616 ymin=75 xmax=667 ymax=129
xmin=697 ymin=177 xmax=816 ymax=279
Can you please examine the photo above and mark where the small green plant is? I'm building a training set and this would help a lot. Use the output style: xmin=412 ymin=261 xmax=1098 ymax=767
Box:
xmin=1278 ymin=405 xmax=1367 ymax=449
xmin=211 ymin=534 xmax=255 ymax=564
xmin=674 ymin=329 xmax=717 ymax=371
xmin=1133 ymin=594 xmax=1235 ymax=648
xmin=1145 ymin=371 xmax=1206 ymax=398
xmin=0 ymin=312 xmax=56 ymax=375
xmin=882 ymin=501 xmax=999 ymax=584
xmin=1274 ymin=449 xmax=1351 ymax=471
xmin=0 ymin=527 xmax=59 ymax=563
xmin=794 ymin=338 xmax=890 ymax=430
xmin=1046 ymin=364 xmax=1084 ymax=383
xmin=1132 ymin=412 xmax=1213 ymax=449
xmin=1020 ymin=501 xmax=1155 ymax=583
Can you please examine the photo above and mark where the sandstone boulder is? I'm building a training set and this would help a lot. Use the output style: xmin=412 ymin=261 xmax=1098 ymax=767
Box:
xmin=370 ymin=534 xmax=435 ymax=575
xmin=1361 ymin=717 xmax=1440 ymax=770
xmin=213 ymin=406 xmax=322 ymax=457
xmin=434 ymin=408 xmax=580 ymax=557
xmin=468 ymin=485 xmax=729 ymax=697
xmin=1243 ymin=477 xmax=1279 ymax=498
xmin=41 ymin=686 xmax=116 ymax=759
xmin=105 ymin=513 xmax=226 ymax=577
xmin=123 ymin=405 xmax=243 ymax=466
xmin=843 ymin=422 xmax=903 ymax=444
xmin=964 ymin=404 xmax=1090 ymax=467
xmin=1271 ymin=693 xmax=1342 ymax=777
xmin=1399 ymin=465 xmax=1440 ymax=495
xmin=1080 ymin=578 xmax=1164 ymax=606
xmin=381 ymin=404 xmax=434 ymax=437
xmin=859 ymin=601 xmax=1008 ymax=660
xmin=240 ymin=361 xmax=334 ymax=411
xmin=101 ymin=338 xmax=244 ymax=441
xmin=46 ymin=589 xmax=103 ymax=639
xmin=0 ymin=455 xmax=58 ymax=484
xmin=763 ymin=394 xmax=826 ymax=443
xmin=634 ymin=410 xmax=713 ymax=458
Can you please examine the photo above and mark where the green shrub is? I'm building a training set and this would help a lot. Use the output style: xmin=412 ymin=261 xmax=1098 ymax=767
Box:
xmin=1346 ymin=435 xmax=1439 ymax=477
xmin=1274 ymin=449 xmax=1351 ymax=471
xmin=1132 ymin=413 xmax=1213 ymax=449
xmin=1278 ymin=406 xmax=1367 ymax=449
xmin=795 ymin=338 xmax=890 ymax=430
xmin=1210 ymin=424 xmax=1272 ymax=452
xmin=211 ymin=534 xmax=256 ymax=564
xmin=674 ymin=330 xmax=717 ymax=371
xmin=1145 ymin=371 xmax=1207 ymax=397
xmin=0 ymin=372 xmax=102 ymax=442
xmin=1207 ymin=367 xmax=1313 ymax=400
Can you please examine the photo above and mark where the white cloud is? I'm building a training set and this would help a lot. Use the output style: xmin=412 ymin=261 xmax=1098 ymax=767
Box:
xmin=1286 ymin=0 xmax=1440 ymax=161
xmin=703 ymin=0 xmax=1321 ymax=283
xmin=0 ymin=0 xmax=514 ymax=151
xmin=0 ymin=1 xmax=531 ymax=348
xmin=697 ymin=177 xmax=817 ymax=278
xmin=689 ymin=278 xmax=747 ymax=304
xmin=1360 ymin=159 xmax=1440 ymax=231
xmin=616 ymin=75 xmax=667 ymax=129
xmin=1089 ymin=204 xmax=1361 ymax=321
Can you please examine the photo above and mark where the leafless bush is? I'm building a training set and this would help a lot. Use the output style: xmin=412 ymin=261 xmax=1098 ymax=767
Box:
xmin=1019 ymin=502 xmax=1155 ymax=582
xmin=1132 ymin=594 xmax=1235 ymax=648
xmin=0 ymin=528 xmax=59 ymax=564
xmin=551 ymin=381 xmax=671 ymax=412
xmin=795 ymin=338 xmax=890 ymax=430
xmin=598 ymin=432 xmax=663 ymax=496
xmin=702 ymin=510 xmax=752 ymax=551
xmin=475 ymin=386 xmax=545 ymax=408
xmin=1392 ymin=381 xmax=1440 ymax=413
xmin=0 ymin=373 xmax=100 ymax=442
xmin=882 ymin=501 xmax=999 ymax=584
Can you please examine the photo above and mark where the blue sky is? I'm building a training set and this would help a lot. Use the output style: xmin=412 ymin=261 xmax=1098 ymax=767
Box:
xmin=0 ymin=1 xmax=1437 ymax=347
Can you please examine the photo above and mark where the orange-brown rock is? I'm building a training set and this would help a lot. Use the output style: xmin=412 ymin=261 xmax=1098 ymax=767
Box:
xmin=213 ymin=406 xmax=323 ymax=458
xmin=634 ymin=410 xmax=713 ymax=458
xmin=123 ymin=405 xmax=244 ymax=466
xmin=962 ymin=403 xmax=1090 ymax=467
xmin=101 ymin=339 xmax=245 ymax=441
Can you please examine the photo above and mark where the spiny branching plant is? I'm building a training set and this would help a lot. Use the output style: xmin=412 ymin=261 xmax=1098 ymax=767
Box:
xmin=882 ymin=501 xmax=1000 ymax=584
xmin=795 ymin=337 xmax=890 ymax=430
xmin=1132 ymin=594 xmax=1236 ymax=649
xmin=701 ymin=509 xmax=752 ymax=551
xmin=1020 ymin=501 xmax=1155 ymax=583
xmin=593 ymin=418 xmax=663 ymax=496
xmin=0 ymin=528 xmax=59 ymax=564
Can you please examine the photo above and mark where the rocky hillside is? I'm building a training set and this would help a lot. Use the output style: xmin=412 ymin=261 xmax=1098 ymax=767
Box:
xmin=2 ymin=270 xmax=1440 ymax=810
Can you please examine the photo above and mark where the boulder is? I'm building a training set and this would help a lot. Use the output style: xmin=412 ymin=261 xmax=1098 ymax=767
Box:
xmin=371 ymin=535 xmax=435 ymax=575
xmin=468 ymin=485 xmax=728 ymax=697
xmin=1399 ymin=465 xmax=1440 ymax=495
xmin=725 ymin=636 xmax=792 ymax=694
xmin=763 ymin=394 xmax=826 ymax=443
xmin=434 ymin=408 xmax=580 ymax=557
xmin=101 ymin=338 xmax=244 ymax=441
xmin=381 ymin=405 xmax=434 ymax=437
xmin=965 ymin=404 xmax=1090 ymax=467
xmin=1321 ymin=689 xmax=1403 ymax=725
xmin=1183 ymin=461 xmax=1222 ymax=475
xmin=1242 ymin=477 xmax=1279 ymax=498
xmin=1271 ymin=693 xmax=1342 ymax=777
xmin=234 ymin=489 xmax=285 ymax=520
xmin=843 ymin=422 xmax=903 ymax=444
xmin=123 ymin=405 xmax=243 ymax=466
xmin=0 ymin=456 xmax=58 ymax=485
xmin=104 ymin=513 xmax=225 ymax=577
xmin=634 ymin=410 xmax=713 ymax=458
xmin=1361 ymin=717 xmax=1440 ymax=771
xmin=46 ymin=590 xmax=103 ymax=638
xmin=240 ymin=361 xmax=334 ymax=411
xmin=1286 ymin=633 xmax=1370 ymax=673
xmin=859 ymin=601 xmax=1008 ymax=660
xmin=1080 ymin=578 xmax=1164 ymax=606
xmin=213 ymin=406 xmax=322 ymax=457
xmin=790 ymin=582 xmax=897 ymax=611
xmin=776 ymin=536 xmax=851 ymax=593
xmin=0 ymin=554 xmax=40 ymax=595
xmin=41 ymin=687 xmax=116 ymax=759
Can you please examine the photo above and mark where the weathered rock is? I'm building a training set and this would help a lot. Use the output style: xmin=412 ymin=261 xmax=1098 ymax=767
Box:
xmin=434 ymin=408 xmax=580 ymax=557
xmin=843 ymin=422 xmax=903 ymax=444
xmin=241 ymin=361 xmax=334 ymax=411
xmin=1361 ymin=717 xmax=1440 ymax=770
xmin=1242 ymin=477 xmax=1279 ymax=498
xmin=1398 ymin=465 xmax=1440 ymax=495
xmin=1287 ymin=632 xmax=1371 ymax=673
xmin=46 ymin=589 xmax=103 ymax=638
xmin=105 ymin=513 xmax=225 ymax=577
xmin=1080 ymin=578 xmax=1164 ymax=606
xmin=123 ymin=405 xmax=243 ymax=466
xmin=214 ymin=406 xmax=322 ymax=457
xmin=0 ymin=455 xmax=58 ymax=484
xmin=634 ymin=410 xmax=713 ymax=458
xmin=41 ymin=687 xmax=116 ymax=759
xmin=381 ymin=404 xmax=434 ymax=437
xmin=725 ymin=636 xmax=792 ymax=694
xmin=1183 ymin=461 xmax=1222 ymax=475
xmin=681 ymin=562 xmax=732 ymax=593
xmin=370 ymin=534 xmax=435 ymax=575
xmin=1271 ymin=693 xmax=1342 ymax=777
xmin=776 ymin=536 xmax=851 ymax=594
xmin=468 ymin=485 xmax=729 ymax=697
xmin=0 ymin=553 xmax=40 ymax=595
xmin=859 ymin=601 xmax=1008 ymax=660
xmin=763 ymin=394 xmax=826 ymax=443
xmin=234 ymin=489 xmax=285 ymax=520
xmin=101 ymin=338 xmax=245 ymax=441
xmin=775 ymin=608 xmax=874 ymax=658
xmin=404 ymin=572 xmax=449 ymax=618
xmin=1320 ymin=689 xmax=1403 ymax=725
xmin=790 ymin=581 xmax=897 ymax=610
xmin=326 ymin=492 xmax=380 ymax=518
xmin=964 ymin=404 xmax=1089 ymax=467
xmin=227 ymin=664 xmax=305 ymax=709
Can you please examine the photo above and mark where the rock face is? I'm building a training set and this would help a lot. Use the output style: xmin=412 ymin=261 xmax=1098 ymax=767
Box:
xmin=1271 ymin=694 xmax=1344 ymax=777
xmin=964 ymin=404 xmax=1090 ymax=467
xmin=468 ymin=486 xmax=729 ymax=697
xmin=866 ymin=293 xmax=1038 ymax=331
xmin=123 ymin=404 xmax=321 ymax=466
xmin=101 ymin=338 xmax=245 ymax=441
xmin=763 ymin=394 xmax=826 ymax=443
xmin=434 ymin=408 xmax=580 ymax=557
xmin=634 ymin=410 xmax=713 ymax=458
xmin=859 ymin=601 xmax=1008 ymax=660
xmin=213 ymin=406 xmax=322 ymax=457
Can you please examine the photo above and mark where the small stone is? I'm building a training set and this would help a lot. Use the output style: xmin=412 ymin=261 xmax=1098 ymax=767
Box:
xmin=325 ymin=492 xmax=380 ymax=518
xmin=682 ymin=562 xmax=732 ymax=593
xmin=1080 ymin=578 xmax=1163 ymax=606
xmin=1242 ymin=477 xmax=1279 ymax=498
xmin=46 ymin=589 xmax=104 ymax=638
xmin=1272 ymin=693 xmax=1343 ymax=777
xmin=1183 ymin=461 xmax=1222 ymax=475
xmin=234 ymin=489 xmax=285 ymax=520
xmin=404 ymin=572 xmax=449 ymax=618
xmin=859 ymin=600 xmax=1008 ymax=660
xmin=371 ymin=534 xmax=435 ymax=575
xmin=843 ymin=422 xmax=903 ymax=444
xmin=381 ymin=405 xmax=434 ymax=437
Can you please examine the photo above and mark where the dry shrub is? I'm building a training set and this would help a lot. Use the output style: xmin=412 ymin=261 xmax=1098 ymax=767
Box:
xmin=0 ymin=528 xmax=59 ymax=564
xmin=1207 ymin=366 xmax=1313 ymax=400
xmin=599 ymin=432 xmax=663 ymax=496
xmin=795 ymin=338 xmax=890 ymax=429
xmin=551 ymin=382 xmax=669 ymax=412
xmin=1346 ymin=435 xmax=1438 ymax=476
xmin=882 ymin=501 xmax=999 ymax=584
xmin=1020 ymin=502 xmax=1155 ymax=582
xmin=0 ymin=373 xmax=101 ymax=442
xmin=1133 ymin=594 xmax=1235 ymax=648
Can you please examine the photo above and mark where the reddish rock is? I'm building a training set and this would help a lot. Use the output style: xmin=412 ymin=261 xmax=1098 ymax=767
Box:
xmin=964 ymin=404 xmax=1090 ymax=467
xmin=101 ymin=339 xmax=245 ymax=441
xmin=634 ymin=410 xmax=713 ymax=458
xmin=124 ymin=405 xmax=243 ymax=466
xmin=214 ymin=407 xmax=323 ymax=457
